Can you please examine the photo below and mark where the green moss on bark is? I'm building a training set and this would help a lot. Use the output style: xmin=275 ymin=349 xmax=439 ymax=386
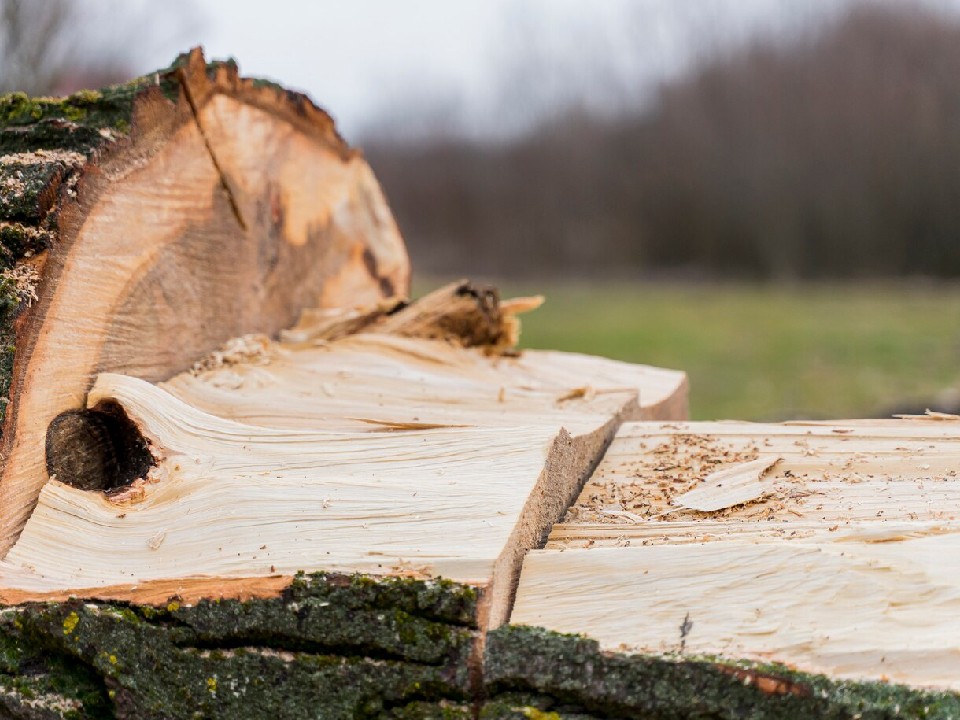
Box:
xmin=3 ymin=88 xmax=124 ymax=131
xmin=484 ymin=626 xmax=960 ymax=720
xmin=0 ymin=52 xmax=190 ymax=135
xmin=0 ymin=73 xmax=179 ymax=158
xmin=0 ymin=153 xmax=83 ymax=223
xmin=0 ymin=573 xmax=478 ymax=720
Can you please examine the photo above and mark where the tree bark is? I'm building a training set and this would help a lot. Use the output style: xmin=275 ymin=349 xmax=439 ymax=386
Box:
xmin=0 ymin=573 xmax=477 ymax=719
xmin=483 ymin=625 xmax=960 ymax=719
xmin=0 ymin=580 xmax=953 ymax=719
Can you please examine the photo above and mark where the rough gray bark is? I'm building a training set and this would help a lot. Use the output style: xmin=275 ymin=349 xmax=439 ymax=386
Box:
xmin=0 ymin=577 xmax=955 ymax=719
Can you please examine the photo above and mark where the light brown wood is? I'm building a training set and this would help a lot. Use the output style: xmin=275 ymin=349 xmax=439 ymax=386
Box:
xmin=513 ymin=419 xmax=960 ymax=689
xmin=0 ymin=49 xmax=408 ymax=556
xmin=0 ymin=298 xmax=687 ymax=630
xmin=278 ymin=280 xmax=542 ymax=351
xmin=0 ymin=574 xmax=295 ymax=606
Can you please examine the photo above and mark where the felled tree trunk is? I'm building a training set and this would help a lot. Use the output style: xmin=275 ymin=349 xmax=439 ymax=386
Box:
xmin=0 ymin=50 xmax=954 ymax=720
xmin=0 ymin=49 xmax=683 ymax=718
xmin=0 ymin=276 xmax=688 ymax=717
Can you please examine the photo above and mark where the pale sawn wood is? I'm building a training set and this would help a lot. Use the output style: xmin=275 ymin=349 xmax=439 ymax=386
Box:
xmin=513 ymin=418 xmax=960 ymax=689
xmin=0 ymin=298 xmax=687 ymax=632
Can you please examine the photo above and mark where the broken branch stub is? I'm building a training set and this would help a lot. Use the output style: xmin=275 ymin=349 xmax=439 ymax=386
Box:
xmin=45 ymin=401 xmax=153 ymax=492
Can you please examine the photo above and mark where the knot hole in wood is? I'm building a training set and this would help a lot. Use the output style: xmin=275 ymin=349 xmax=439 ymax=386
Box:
xmin=45 ymin=402 xmax=153 ymax=492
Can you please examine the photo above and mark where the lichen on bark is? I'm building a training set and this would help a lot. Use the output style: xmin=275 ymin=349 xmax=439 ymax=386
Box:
xmin=483 ymin=625 xmax=960 ymax=720
xmin=0 ymin=573 xmax=478 ymax=720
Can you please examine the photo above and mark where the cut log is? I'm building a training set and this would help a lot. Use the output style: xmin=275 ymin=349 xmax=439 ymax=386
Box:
xmin=0 ymin=278 xmax=685 ymax=717
xmin=0 ymin=48 xmax=408 ymax=556
xmin=2 ymin=286 xmax=686 ymax=632
xmin=506 ymin=418 xmax=960 ymax=715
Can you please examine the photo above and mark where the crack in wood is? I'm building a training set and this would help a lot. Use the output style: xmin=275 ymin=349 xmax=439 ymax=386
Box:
xmin=175 ymin=69 xmax=248 ymax=232
xmin=178 ymin=640 xmax=457 ymax=667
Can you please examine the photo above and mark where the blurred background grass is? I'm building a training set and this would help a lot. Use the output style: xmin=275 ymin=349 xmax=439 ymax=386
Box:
xmin=418 ymin=279 xmax=960 ymax=421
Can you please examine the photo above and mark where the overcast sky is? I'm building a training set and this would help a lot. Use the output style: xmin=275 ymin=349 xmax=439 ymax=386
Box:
xmin=121 ymin=0 xmax=955 ymax=141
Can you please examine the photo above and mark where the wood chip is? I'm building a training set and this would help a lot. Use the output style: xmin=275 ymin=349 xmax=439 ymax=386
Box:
xmin=672 ymin=456 xmax=781 ymax=512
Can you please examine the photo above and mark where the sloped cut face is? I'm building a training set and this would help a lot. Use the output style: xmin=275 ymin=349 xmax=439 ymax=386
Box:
xmin=0 ymin=311 xmax=687 ymax=630
xmin=0 ymin=49 xmax=410 ymax=557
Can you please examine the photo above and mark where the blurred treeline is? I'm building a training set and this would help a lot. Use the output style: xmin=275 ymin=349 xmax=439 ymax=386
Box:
xmin=0 ymin=0 xmax=194 ymax=97
xmin=364 ymin=4 xmax=960 ymax=279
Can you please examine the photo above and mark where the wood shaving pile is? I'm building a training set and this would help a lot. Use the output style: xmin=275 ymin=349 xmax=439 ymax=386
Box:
xmin=564 ymin=433 xmax=780 ymax=524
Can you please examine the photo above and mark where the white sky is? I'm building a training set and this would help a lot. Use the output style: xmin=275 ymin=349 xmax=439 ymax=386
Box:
xmin=120 ymin=0 xmax=956 ymax=141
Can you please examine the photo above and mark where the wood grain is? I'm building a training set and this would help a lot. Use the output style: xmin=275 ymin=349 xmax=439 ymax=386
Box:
xmin=0 ymin=49 xmax=408 ymax=555
xmin=0 ymin=310 xmax=686 ymax=628
xmin=514 ymin=418 xmax=960 ymax=689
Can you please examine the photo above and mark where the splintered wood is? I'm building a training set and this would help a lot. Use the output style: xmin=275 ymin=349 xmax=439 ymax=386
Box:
xmin=0 ymin=293 xmax=686 ymax=629
xmin=513 ymin=419 xmax=960 ymax=689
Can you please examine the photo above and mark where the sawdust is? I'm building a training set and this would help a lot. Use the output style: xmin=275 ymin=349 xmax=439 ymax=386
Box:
xmin=562 ymin=433 xmax=802 ymax=526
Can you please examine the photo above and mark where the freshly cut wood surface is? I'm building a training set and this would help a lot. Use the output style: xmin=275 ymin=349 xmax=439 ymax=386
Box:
xmin=0 ymin=302 xmax=686 ymax=630
xmin=513 ymin=418 xmax=960 ymax=688
xmin=0 ymin=49 xmax=408 ymax=556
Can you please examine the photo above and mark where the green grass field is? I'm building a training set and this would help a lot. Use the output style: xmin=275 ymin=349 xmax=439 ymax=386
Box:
xmin=421 ymin=279 xmax=960 ymax=421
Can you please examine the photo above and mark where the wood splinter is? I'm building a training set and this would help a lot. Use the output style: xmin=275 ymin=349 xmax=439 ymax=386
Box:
xmin=281 ymin=279 xmax=544 ymax=352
